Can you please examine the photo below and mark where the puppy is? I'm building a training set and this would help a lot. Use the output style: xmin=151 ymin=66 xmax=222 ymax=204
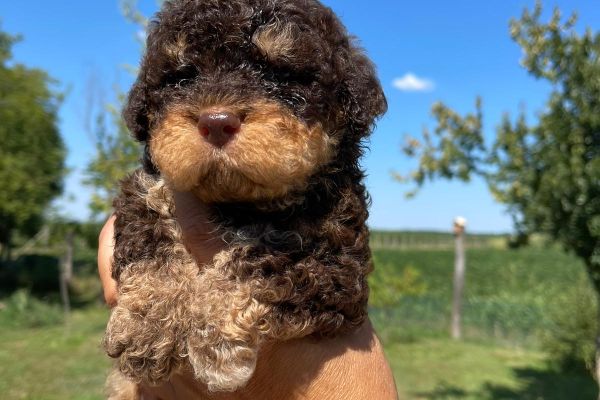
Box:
xmin=104 ymin=0 xmax=387 ymax=395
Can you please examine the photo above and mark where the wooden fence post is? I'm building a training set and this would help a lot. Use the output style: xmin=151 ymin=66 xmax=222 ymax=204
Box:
xmin=451 ymin=217 xmax=467 ymax=340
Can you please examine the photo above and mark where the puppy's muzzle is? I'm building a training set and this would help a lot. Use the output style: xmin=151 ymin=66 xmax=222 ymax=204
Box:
xmin=198 ymin=110 xmax=241 ymax=148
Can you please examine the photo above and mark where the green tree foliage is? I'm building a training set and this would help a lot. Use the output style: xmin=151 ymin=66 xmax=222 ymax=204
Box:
xmin=402 ymin=2 xmax=600 ymax=292
xmin=542 ymin=287 xmax=598 ymax=373
xmin=0 ymin=28 xmax=66 ymax=256
xmin=83 ymin=101 xmax=141 ymax=218
xmin=83 ymin=0 xmax=166 ymax=218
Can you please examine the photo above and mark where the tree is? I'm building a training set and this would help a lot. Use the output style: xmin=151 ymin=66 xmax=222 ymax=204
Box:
xmin=83 ymin=0 xmax=165 ymax=218
xmin=0 ymin=27 xmax=66 ymax=260
xmin=84 ymin=102 xmax=141 ymax=218
xmin=402 ymin=1 xmax=600 ymax=390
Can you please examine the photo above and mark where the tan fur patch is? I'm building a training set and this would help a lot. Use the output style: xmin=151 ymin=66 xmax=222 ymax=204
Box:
xmin=252 ymin=23 xmax=296 ymax=62
xmin=164 ymin=32 xmax=188 ymax=65
xmin=149 ymin=99 xmax=334 ymax=203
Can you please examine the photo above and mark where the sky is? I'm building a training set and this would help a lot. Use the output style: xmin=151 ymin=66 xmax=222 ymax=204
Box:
xmin=1 ymin=0 xmax=599 ymax=233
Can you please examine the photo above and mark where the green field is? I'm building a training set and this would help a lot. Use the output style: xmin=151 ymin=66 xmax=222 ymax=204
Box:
xmin=371 ymin=245 xmax=594 ymax=344
xmin=0 ymin=239 xmax=596 ymax=399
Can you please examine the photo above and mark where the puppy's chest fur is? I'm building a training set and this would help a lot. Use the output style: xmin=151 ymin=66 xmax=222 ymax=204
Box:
xmin=106 ymin=169 xmax=372 ymax=391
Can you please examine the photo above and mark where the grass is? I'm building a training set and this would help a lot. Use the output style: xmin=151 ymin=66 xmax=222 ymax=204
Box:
xmin=383 ymin=338 xmax=596 ymax=399
xmin=0 ymin=306 xmax=594 ymax=400
xmin=0 ymin=240 xmax=596 ymax=399
xmin=0 ymin=307 xmax=111 ymax=400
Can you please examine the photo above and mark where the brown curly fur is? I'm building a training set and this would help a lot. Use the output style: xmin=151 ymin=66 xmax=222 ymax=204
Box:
xmin=105 ymin=0 xmax=387 ymax=394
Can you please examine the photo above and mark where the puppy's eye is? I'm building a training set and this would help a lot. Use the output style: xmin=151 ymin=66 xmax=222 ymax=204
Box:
xmin=263 ymin=66 xmax=315 ymax=87
xmin=163 ymin=65 xmax=198 ymax=87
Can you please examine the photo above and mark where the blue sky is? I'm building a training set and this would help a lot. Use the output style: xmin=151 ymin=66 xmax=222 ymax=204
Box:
xmin=2 ymin=1 xmax=599 ymax=233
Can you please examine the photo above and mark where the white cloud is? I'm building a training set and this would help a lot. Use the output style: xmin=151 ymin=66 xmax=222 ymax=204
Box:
xmin=392 ymin=73 xmax=435 ymax=92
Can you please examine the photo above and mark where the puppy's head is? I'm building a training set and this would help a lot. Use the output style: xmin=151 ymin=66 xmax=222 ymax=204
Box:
xmin=125 ymin=0 xmax=386 ymax=203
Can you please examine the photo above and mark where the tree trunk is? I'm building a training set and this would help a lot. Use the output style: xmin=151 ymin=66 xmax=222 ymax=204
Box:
xmin=59 ymin=231 xmax=74 ymax=317
xmin=0 ymin=234 xmax=12 ymax=263
xmin=0 ymin=230 xmax=9 ymax=263
xmin=451 ymin=230 xmax=466 ymax=340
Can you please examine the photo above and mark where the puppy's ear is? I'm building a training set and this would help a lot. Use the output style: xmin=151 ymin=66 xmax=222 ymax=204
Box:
xmin=340 ymin=45 xmax=387 ymax=137
xmin=123 ymin=80 xmax=150 ymax=142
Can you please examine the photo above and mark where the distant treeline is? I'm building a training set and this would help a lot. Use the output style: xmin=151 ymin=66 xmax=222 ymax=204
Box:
xmin=370 ymin=230 xmax=508 ymax=250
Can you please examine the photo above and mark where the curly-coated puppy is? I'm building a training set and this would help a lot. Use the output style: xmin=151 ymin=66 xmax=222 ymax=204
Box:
xmin=104 ymin=0 xmax=386 ymax=395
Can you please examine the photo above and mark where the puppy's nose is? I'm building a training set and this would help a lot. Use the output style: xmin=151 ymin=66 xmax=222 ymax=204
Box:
xmin=198 ymin=111 xmax=241 ymax=147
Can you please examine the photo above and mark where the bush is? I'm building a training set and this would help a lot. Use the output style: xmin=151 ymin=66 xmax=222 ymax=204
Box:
xmin=0 ymin=289 xmax=64 ymax=328
xmin=506 ymin=232 xmax=529 ymax=249
xmin=369 ymin=264 xmax=427 ymax=308
xmin=541 ymin=286 xmax=597 ymax=374
xmin=0 ymin=255 xmax=60 ymax=293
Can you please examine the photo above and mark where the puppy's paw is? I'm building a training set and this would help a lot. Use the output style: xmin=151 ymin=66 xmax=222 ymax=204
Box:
xmin=104 ymin=305 xmax=186 ymax=385
xmin=187 ymin=335 xmax=258 ymax=392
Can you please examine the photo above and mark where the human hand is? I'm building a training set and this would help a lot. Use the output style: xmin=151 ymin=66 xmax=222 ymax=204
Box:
xmin=98 ymin=214 xmax=118 ymax=307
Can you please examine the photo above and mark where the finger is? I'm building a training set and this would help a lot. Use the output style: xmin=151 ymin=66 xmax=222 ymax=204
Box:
xmin=98 ymin=215 xmax=118 ymax=308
